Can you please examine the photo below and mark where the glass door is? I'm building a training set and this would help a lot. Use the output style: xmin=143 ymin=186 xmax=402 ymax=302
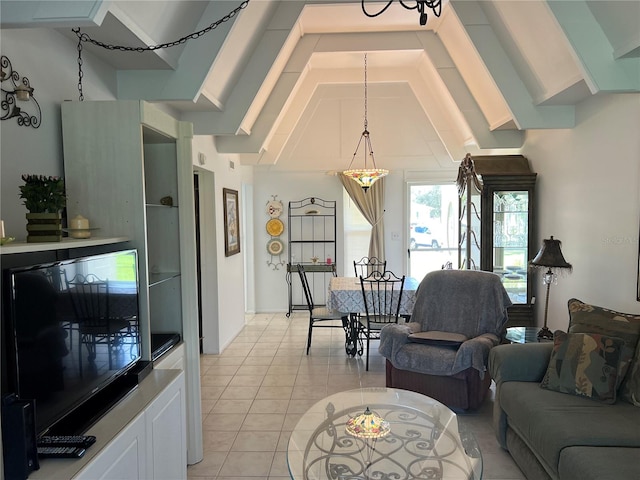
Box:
xmin=408 ymin=184 xmax=458 ymax=281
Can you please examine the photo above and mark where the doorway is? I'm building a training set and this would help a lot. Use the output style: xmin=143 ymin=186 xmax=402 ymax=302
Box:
xmin=408 ymin=183 xmax=458 ymax=281
xmin=193 ymin=168 xmax=220 ymax=354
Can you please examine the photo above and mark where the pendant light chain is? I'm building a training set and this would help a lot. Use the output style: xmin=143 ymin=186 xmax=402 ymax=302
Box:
xmin=363 ymin=53 xmax=368 ymax=132
xmin=342 ymin=52 xmax=389 ymax=191
xmin=73 ymin=0 xmax=250 ymax=101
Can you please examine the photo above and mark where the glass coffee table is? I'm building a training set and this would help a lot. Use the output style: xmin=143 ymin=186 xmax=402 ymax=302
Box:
xmin=287 ymin=388 xmax=482 ymax=480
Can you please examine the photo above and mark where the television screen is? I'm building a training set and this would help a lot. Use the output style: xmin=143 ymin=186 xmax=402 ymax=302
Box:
xmin=4 ymin=249 xmax=140 ymax=436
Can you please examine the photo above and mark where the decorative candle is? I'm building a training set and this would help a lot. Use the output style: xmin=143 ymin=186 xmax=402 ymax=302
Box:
xmin=69 ymin=215 xmax=91 ymax=238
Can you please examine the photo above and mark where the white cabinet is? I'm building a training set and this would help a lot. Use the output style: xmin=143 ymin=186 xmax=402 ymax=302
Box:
xmin=29 ymin=370 xmax=186 ymax=480
xmin=75 ymin=414 xmax=147 ymax=480
xmin=61 ymin=100 xmax=202 ymax=464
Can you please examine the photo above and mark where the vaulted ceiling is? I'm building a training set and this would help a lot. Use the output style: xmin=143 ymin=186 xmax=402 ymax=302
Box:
xmin=2 ymin=0 xmax=639 ymax=174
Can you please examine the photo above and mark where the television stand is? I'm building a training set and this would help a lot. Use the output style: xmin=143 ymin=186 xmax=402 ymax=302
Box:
xmin=46 ymin=373 xmax=139 ymax=436
xmin=30 ymin=369 xmax=186 ymax=480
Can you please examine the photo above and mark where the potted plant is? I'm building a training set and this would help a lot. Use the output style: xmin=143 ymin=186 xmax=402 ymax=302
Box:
xmin=19 ymin=174 xmax=66 ymax=242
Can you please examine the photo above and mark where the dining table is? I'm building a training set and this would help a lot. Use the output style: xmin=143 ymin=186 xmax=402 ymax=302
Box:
xmin=327 ymin=275 xmax=420 ymax=356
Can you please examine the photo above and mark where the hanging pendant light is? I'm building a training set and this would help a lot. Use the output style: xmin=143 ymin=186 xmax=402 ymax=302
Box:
xmin=343 ymin=53 xmax=389 ymax=192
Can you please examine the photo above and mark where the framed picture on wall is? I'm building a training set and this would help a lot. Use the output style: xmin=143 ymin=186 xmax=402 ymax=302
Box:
xmin=223 ymin=188 xmax=240 ymax=257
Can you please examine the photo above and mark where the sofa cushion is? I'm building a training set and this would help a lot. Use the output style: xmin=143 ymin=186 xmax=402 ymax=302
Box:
xmin=501 ymin=381 xmax=640 ymax=475
xmin=540 ymin=331 xmax=624 ymax=404
xmin=568 ymin=298 xmax=640 ymax=402
xmin=558 ymin=446 xmax=640 ymax=480
xmin=620 ymin=340 xmax=640 ymax=406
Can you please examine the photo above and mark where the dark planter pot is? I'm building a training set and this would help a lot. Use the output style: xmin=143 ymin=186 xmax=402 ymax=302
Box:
xmin=26 ymin=212 xmax=62 ymax=242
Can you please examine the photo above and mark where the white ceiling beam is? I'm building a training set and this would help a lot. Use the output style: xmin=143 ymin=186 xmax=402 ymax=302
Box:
xmin=116 ymin=1 xmax=250 ymax=103
xmin=546 ymin=0 xmax=640 ymax=92
xmin=449 ymin=0 xmax=575 ymax=129
xmin=0 ymin=0 xmax=110 ymax=28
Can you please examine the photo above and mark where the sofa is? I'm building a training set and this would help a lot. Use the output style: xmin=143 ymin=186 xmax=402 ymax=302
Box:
xmin=489 ymin=298 xmax=640 ymax=480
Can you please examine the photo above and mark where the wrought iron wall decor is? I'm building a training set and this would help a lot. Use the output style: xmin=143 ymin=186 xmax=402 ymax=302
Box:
xmin=72 ymin=0 xmax=249 ymax=101
xmin=266 ymin=195 xmax=286 ymax=270
xmin=1 ymin=55 xmax=41 ymax=128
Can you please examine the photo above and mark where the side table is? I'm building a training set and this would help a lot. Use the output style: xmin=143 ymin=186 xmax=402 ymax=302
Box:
xmin=504 ymin=326 xmax=553 ymax=344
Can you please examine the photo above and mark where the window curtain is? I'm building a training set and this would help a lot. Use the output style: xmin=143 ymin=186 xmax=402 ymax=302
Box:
xmin=339 ymin=174 xmax=385 ymax=262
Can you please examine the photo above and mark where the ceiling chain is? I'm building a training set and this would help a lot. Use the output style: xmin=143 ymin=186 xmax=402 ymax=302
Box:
xmin=73 ymin=0 xmax=250 ymax=101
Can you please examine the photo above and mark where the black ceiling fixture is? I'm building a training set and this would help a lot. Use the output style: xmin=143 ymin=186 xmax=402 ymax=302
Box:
xmin=361 ymin=0 xmax=442 ymax=26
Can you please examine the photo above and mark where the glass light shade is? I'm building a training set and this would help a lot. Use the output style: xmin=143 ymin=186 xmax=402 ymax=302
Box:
xmin=345 ymin=407 xmax=390 ymax=439
xmin=342 ymin=168 xmax=389 ymax=191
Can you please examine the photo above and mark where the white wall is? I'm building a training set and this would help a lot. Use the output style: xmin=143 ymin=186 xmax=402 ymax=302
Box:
xmin=0 ymin=28 xmax=116 ymax=239
xmin=524 ymin=93 xmax=640 ymax=331
xmin=251 ymin=169 xmax=343 ymax=312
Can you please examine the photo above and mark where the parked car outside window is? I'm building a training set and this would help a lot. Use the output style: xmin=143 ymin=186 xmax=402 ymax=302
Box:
xmin=410 ymin=225 xmax=441 ymax=249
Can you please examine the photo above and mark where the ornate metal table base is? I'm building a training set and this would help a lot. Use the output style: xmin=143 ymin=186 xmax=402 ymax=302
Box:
xmin=288 ymin=388 xmax=482 ymax=480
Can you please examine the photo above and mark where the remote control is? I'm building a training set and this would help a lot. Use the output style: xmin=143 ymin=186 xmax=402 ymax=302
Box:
xmin=38 ymin=435 xmax=96 ymax=448
xmin=37 ymin=446 xmax=86 ymax=459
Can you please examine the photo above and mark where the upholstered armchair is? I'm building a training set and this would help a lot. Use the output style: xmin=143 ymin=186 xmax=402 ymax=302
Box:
xmin=379 ymin=269 xmax=512 ymax=410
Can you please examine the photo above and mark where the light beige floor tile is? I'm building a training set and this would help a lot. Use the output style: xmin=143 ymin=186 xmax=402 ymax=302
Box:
xmin=235 ymin=364 xmax=270 ymax=375
xmin=220 ymin=385 xmax=260 ymax=400
xmin=204 ymin=365 xmax=240 ymax=376
xmin=267 ymin=364 xmax=300 ymax=375
xmin=261 ymin=374 xmax=297 ymax=387
xmin=202 ymin=430 xmax=237 ymax=452
xmin=230 ymin=431 xmax=280 ymax=452
xmin=241 ymin=356 xmax=274 ymax=366
xmin=200 ymin=375 xmax=233 ymax=387
xmin=185 ymin=451 xmax=227 ymax=477
xmin=249 ymin=399 xmax=289 ymax=414
xmin=277 ymin=431 xmax=291 ymax=451
xmin=241 ymin=413 xmax=286 ymax=431
xmin=228 ymin=374 xmax=265 ymax=387
xmin=269 ymin=451 xmax=290 ymax=477
xmin=282 ymin=413 xmax=303 ymax=430
xmin=202 ymin=413 xmax=247 ymax=431
xmin=291 ymin=384 xmax=328 ymax=399
xmin=287 ymin=398 xmax=319 ymax=414
xmin=256 ymin=385 xmax=294 ymax=399
xmin=200 ymin=386 xmax=226 ymax=401
xmin=218 ymin=451 xmax=275 ymax=477
xmin=211 ymin=399 xmax=253 ymax=414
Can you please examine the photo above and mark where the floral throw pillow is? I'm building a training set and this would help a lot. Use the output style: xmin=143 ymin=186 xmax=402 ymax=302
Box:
xmin=540 ymin=331 xmax=624 ymax=404
xmin=567 ymin=298 xmax=640 ymax=404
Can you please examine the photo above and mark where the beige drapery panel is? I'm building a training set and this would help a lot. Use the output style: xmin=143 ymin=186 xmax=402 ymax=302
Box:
xmin=339 ymin=174 xmax=385 ymax=263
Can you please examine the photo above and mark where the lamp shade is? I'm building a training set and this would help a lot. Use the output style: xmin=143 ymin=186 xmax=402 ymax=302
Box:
xmin=345 ymin=407 xmax=390 ymax=439
xmin=342 ymin=168 xmax=389 ymax=191
xmin=530 ymin=236 xmax=572 ymax=270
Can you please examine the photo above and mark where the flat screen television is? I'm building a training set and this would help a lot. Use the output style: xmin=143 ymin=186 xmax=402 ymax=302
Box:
xmin=2 ymin=249 xmax=141 ymax=436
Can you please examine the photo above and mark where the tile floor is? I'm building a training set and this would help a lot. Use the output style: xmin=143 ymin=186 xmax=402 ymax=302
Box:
xmin=188 ymin=312 xmax=526 ymax=479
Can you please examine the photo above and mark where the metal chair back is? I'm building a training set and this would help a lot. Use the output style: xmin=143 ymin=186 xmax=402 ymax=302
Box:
xmin=358 ymin=270 xmax=405 ymax=370
xmin=353 ymin=256 xmax=387 ymax=277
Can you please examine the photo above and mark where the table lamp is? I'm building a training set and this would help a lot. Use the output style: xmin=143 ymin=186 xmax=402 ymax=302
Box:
xmin=529 ymin=236 xmax=572 ymax=340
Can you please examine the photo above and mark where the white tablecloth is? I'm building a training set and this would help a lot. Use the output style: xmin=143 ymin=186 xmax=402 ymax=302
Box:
xmin=327 ymin=276 xmax=419 ymax=315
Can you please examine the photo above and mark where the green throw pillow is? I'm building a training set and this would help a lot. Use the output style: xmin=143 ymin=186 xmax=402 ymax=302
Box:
xmin=540 ymin=331 xmax=624 ymax=404
xmin=567 ymin=298 xmax=640 ymax=403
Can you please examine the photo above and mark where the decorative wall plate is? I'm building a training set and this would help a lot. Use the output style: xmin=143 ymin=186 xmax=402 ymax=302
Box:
xmin=266 ymin=218 xmax=284 ymax=237
xmin=267 ymin=238 xmax=284 ymax=255
xmin=266 ymin=200 xmax=283 ymax=218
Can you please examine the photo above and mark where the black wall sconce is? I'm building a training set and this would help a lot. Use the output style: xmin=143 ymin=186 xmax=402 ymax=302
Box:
xmin=1 ymin=55 xmax=41 ymax=128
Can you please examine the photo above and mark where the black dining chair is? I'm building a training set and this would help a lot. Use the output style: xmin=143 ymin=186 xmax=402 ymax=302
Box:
xmin=358 ymin=270 xmax=405 ymax=370
xmin=353 ymin=256 xmax=387 ymax=277
xmin=297 ymin=264 xmax=349 ymax=355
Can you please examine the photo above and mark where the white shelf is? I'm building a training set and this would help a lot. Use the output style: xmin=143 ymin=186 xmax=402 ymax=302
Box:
xmin=0 ymin=236 xmax=129 ymax=255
